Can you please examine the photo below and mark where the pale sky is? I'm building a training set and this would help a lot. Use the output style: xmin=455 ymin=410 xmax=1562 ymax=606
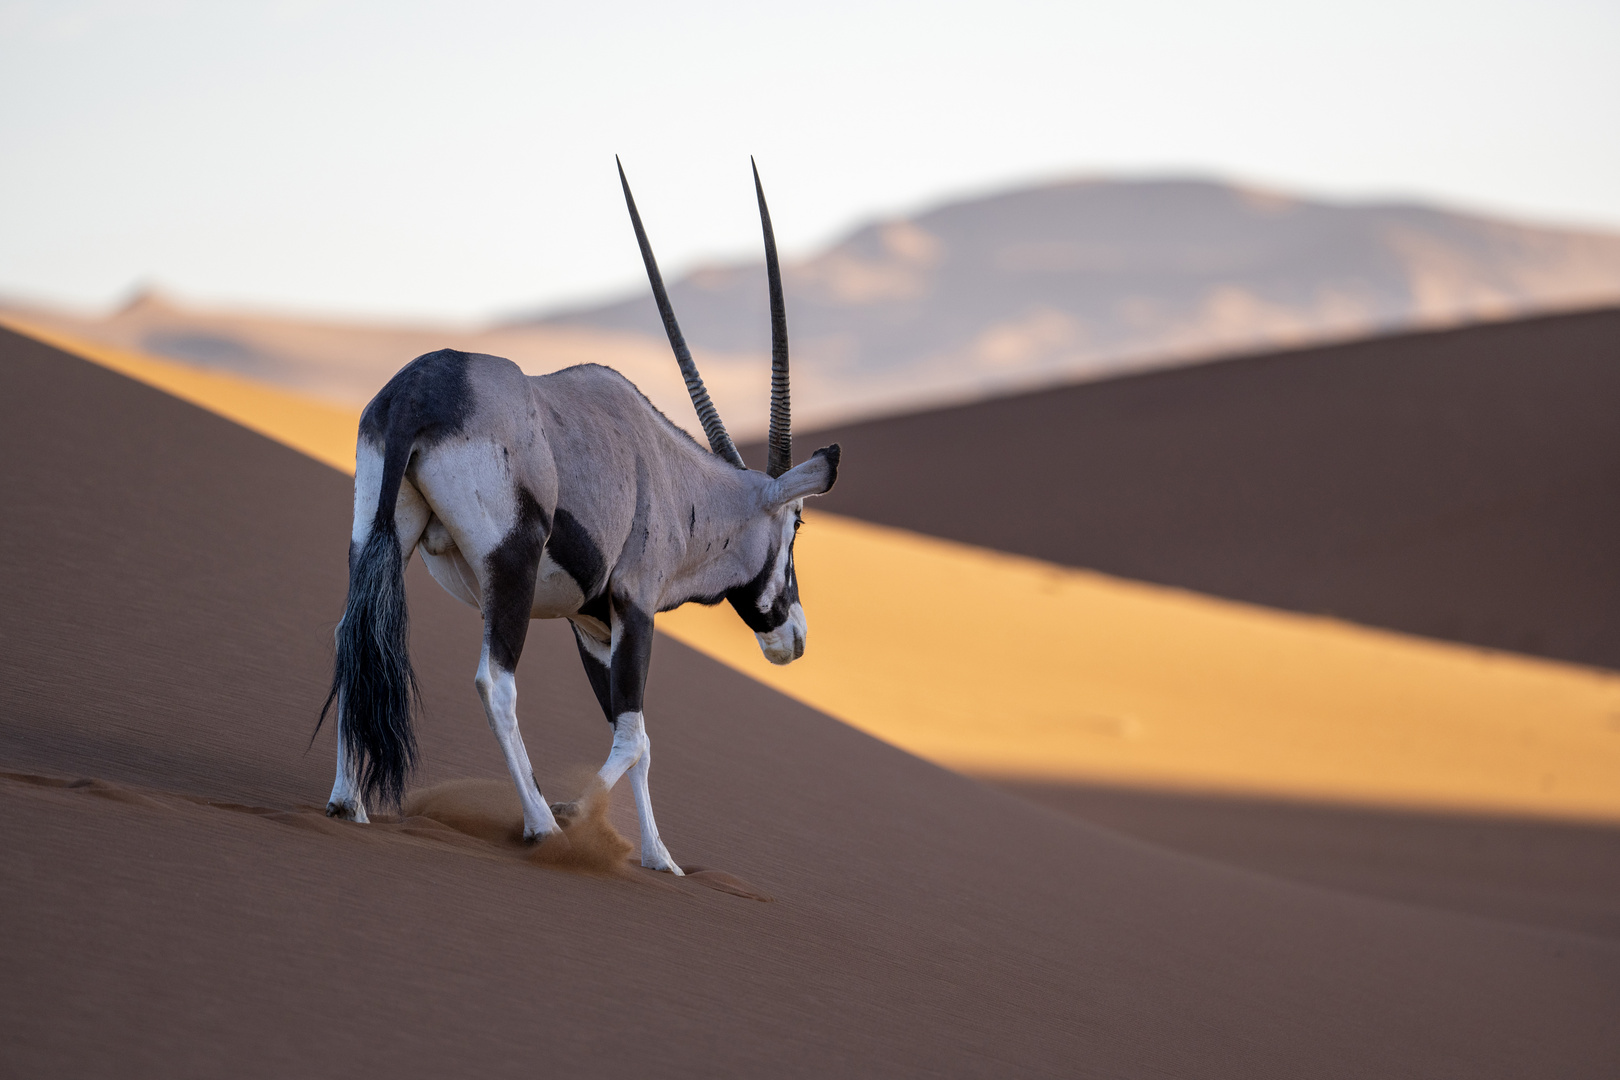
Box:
xmin=2 ymin=0 xmax=1616 ymax=323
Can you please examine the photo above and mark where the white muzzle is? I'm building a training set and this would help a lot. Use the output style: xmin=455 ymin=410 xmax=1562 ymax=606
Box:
xmin=755 ymin=602 xmax=807 ymax=665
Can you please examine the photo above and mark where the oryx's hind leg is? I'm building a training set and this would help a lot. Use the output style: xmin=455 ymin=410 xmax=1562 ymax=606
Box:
xmin=327 ymin=462 xmax=431 ymax=821
xmin=571 ymin=599 xmax=682 ymax=874
xmin=326 ymin=727 xmax=369 ymax=822
xmin=473 ymin=502 xmax=562 ymax=843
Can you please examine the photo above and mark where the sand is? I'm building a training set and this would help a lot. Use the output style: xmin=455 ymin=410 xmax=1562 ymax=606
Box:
xmin=15 ymin=313 xmax=1620 ymax=940
xmin=3 ymin=323 xmax=1620 ymax=1075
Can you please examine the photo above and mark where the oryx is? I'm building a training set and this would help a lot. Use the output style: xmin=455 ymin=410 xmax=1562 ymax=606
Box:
xmin=320 ymin=160 xmax=839 ymax=873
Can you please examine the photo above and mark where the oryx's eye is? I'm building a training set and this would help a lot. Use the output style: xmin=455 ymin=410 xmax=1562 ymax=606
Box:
xmin=793 ymin=513 xmax=803 ymax=531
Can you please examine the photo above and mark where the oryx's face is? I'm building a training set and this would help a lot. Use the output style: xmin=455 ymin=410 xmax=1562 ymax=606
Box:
xmin=726 ymin=445 xmax=840 ymax=666
xmin=728 ymin=501 xmax=808 ymax=665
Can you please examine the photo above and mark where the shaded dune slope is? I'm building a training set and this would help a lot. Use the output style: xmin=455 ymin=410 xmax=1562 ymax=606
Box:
xmin=3 ymin=327 xmax=1618 ymax=1076
xmin=752 ymin=307 xmax=1620 ymax=942
xmin=767 ymin=306 xmax=1620 ymax=670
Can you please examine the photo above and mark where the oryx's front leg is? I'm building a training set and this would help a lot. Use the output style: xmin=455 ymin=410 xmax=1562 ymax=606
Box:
xmin=596 ymin=597 xmax=682 ymax=874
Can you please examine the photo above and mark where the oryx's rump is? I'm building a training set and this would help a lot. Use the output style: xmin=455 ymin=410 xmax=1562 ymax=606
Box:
xmin=327 ymin=348 xmax=558 ymax=808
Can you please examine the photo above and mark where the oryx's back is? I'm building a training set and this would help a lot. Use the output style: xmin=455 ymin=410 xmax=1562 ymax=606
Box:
xmin=355 ymin=349 xmax=725 ymax=627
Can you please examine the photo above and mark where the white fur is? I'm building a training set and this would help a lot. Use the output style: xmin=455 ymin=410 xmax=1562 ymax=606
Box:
xmin=598 ymin=711 xmax=644 ymax=789
xmin=410 ymin=440 xmax=521 ymax=580
xmin=474 ymin=645 xmax=561 ymax=842
xmin=531 ymin=550 xmax=587 ymax=618
xmin=597 ymin=711 xmax=682 ymax=874
xmin=419 ymin=541 xmax=482 ymax=608
xmin=325 ymin=718 xmax=370 ymax=823
xmin=628 ymin=732 xmax=681 ymax=873
xmin=755 ymin=505 xmax=800 ymax=614
xmin=756 ymin=601 xmax=807 ymax=665
xmin=351 ymin=442 xmax=387 ymax=547
xmin=573 ymin=622 xmax=612 ymax=666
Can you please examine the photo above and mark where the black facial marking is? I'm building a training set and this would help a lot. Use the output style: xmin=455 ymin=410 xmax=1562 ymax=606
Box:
xmin=689 ymin=504 xmax=696 ymax=536
xmin=483 ymin=487 xmax=548 ymax=673
xmin=547 ymin=507 xmax=607 ymax=600
xmin=570 ymin=623 xmax=614 ymax=723
xmin=609 ymin=596 xmax=654 ymax=718
xmin=727 ymin=536 xmax=798 ymax=633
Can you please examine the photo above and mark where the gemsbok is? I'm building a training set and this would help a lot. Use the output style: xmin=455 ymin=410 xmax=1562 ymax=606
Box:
xmin=320 ymin=159 xmax=840 ymax=874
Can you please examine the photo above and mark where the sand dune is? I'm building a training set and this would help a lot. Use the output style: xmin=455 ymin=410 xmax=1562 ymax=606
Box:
xmin=30 ymin=318 xmax=1618 ymax=825
xmin=734 ymin=304 xmax=1620 ymax=940
xmin=5 ymin=322 xmax=1619 ymax=1075
xmin=21 ymin=316 xmax=1620 ymax=942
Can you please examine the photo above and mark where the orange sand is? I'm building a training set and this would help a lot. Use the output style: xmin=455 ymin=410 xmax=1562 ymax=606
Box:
xmin=660 ymin=514 xmax=1620 ymax=823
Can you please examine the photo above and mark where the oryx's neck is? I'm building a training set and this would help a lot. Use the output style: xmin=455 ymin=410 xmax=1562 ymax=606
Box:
xmin=664 ymin=448 xmax=777 ymax=597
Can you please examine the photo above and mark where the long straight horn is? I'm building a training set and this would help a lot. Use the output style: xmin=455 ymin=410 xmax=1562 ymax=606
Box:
xmin=753 ymin=158 xmax=792 ymax=479
xmin=617 ymin=157 xmax=745 ymax=468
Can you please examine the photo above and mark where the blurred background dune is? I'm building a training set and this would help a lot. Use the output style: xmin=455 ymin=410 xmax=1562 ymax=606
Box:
xmin=8 ymin=176 xmax=1620 ymax=435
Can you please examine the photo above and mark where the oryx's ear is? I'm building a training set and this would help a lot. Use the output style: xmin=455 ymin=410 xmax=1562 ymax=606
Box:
xmin=765 ymin=444 xmax=840 ymax=506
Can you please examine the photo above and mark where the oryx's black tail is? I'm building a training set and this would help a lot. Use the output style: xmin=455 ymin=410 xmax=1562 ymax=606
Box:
xmin=318 ymin=435 xmax=420 ymax=811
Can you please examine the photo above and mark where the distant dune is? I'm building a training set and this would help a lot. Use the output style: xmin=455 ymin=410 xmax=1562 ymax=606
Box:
xmin=8 ymin=177 xmax=1620 ymax=437
xmin=0 ymin=291 xmax=773 ymax=443
xmin=542 ymin=177 xmax=1620 ymax=421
